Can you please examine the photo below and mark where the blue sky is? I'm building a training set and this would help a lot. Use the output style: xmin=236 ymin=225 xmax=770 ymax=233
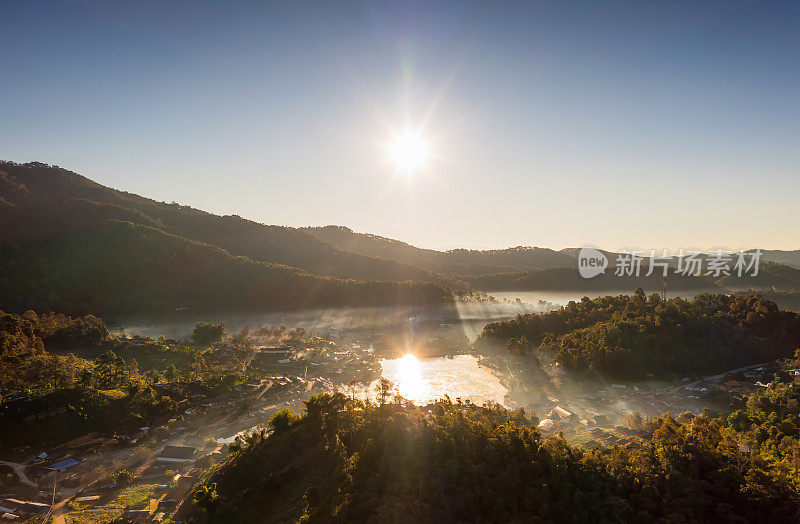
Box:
xmin=2 ymin=1 xmax=799 ymax=250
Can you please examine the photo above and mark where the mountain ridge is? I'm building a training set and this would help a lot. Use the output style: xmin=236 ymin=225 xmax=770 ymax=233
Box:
xmin=2 ymin=160 xmax=799 ymax=317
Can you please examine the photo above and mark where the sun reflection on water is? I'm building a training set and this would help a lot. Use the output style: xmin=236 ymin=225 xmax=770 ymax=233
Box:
xmin=393 ymin=354 xmax=425 ymax=401
xmin=378 ymin=354 xmax=507 ymax=406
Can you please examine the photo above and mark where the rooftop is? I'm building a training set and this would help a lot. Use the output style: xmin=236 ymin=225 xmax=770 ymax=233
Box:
xmin=158 ymin=445 xmax=196 ymax=460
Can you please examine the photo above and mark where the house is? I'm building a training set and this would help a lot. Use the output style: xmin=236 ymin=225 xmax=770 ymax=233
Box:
xmin=0 ymin=499 xmax=49 ymax=517
xmin=157 ymin=445 xmax=196 ymax=463
xmin=258 ymin=346 xmax=289 ymax=354
xmin=157 ymin=484 xmax=191 ymax=513
xmin=123 ymin=509 xmax=151 ymax=523
xmin=537 ymin=418 xmax=555 ymax=432
xmin=546 ymin=406 xmax=574 ymax=420
xmin=50 ymin=458 xmax=80 ymax=471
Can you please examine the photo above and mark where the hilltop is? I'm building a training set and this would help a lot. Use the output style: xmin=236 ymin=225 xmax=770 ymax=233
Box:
xmin=183 ymin=387 xmax=800 ymax=522
xmin=477 ymin=291 xmax=800 ymax=378
xmin=304 ymin=225 xmax=576 ymax=276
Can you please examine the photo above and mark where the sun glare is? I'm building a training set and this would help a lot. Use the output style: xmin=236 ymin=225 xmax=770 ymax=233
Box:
xmin=387 ymin=131 xmax=430 ymax=174
xmin=394 ymin=353 xmax=424 ymax=400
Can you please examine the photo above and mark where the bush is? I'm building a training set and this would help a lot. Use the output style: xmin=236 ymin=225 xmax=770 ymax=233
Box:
xmin=191 ymin=322 xmax=226 ymax=346
xmin=115 ymin=469 xmax=134 ymax=485
xmin=268 ymin=408 xmax=301 ymax=433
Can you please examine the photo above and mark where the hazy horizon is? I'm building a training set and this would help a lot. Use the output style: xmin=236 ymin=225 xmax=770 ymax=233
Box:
xmin=2 ymin=1 xmax=799 ymax=251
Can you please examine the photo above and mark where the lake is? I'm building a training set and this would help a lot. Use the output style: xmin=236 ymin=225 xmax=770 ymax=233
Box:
xmin=376 ymin=354 xmax=508 ymax=406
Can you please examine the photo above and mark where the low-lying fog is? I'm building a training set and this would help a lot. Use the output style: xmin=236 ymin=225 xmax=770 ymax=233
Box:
xmin=123 ymin=289 xmax=690 ymax=340
xmin=121 ymin=289 xmax=726 ymax=436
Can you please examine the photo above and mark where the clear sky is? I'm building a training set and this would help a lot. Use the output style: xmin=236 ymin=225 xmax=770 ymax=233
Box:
xmin=2 ymin=1 xmax=799 ymax=251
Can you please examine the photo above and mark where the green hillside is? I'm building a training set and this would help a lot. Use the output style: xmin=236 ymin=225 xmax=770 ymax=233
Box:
xmin=184 ymin=386 xmax=800 ymax=522
xmin=477 ymin=291 xmax=800 ymax=378
xmin=0 ymin=217 xmax=450 ymax=316
xmin=0 ymin=162 xmax=451 ymax=286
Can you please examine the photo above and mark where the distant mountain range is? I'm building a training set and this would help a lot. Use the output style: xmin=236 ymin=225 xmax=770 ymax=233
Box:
xmin=304 ymin=225 xmax=577 ymax=275
xmin=1 ymin=161 xmax=799 ymax=316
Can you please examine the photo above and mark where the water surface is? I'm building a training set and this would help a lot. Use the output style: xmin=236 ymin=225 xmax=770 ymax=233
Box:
xmin=377 ymin=354 xmax=508 ymax=406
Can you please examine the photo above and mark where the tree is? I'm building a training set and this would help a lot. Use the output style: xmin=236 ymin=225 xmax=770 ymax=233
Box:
xmin=347 ymin=378 xmax=362 ymax=399
xmin=194 ymin=482 xmax=220 ymax=513
xmin=377 ymin=378 xmax=395 ymax=405
xmin=191 ymin=322 xmax=226 ymax=346
xmin=506 ymin=335 xmax=530 ymax=355
xmin=95 ymin=350 xmax=125 ymax=388
xmin=268 ymin=408 xmax=301 ymax=433
xmin=164 ymin=364 xmax=178 ymax=382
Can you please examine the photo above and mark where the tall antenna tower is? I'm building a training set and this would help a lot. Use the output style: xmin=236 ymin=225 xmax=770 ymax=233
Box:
xmin=662 ymin=275 xmax=667 ymax=301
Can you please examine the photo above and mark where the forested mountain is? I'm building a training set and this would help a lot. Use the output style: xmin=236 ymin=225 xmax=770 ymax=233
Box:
xmin=761 ymin=249 xmax=800 ymax=269
xmin=184 ymin=386 xmax=800 ymax=522
xmin=0 ymin=162 xmax=451 ymax=315
xmin=477 ymin=291 xmax=800 ymax=378
xmin=0 ymin=218 xmax=450 ymax=316
xmin=0 ymin=162 xmax=450 ymax=286
xmin=305 ymin=225 xmax=577 ymax=275
xmin=466 ymin=262 xmax=800 ymax=293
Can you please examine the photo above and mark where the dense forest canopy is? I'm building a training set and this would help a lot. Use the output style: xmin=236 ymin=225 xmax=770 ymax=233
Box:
xmin=186 ymin=384 xmax=800 ymax=523
xmin=477 ymin=291 xmax=800 ymax=378
xmin=0 ymin=309 xmax=273 ymax=446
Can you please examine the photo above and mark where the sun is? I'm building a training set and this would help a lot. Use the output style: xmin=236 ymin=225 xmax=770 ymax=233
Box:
xmin=387 ymin=130 xmax=430 ymax=174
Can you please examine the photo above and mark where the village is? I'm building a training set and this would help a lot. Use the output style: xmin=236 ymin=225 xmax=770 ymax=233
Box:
xmin=529 ymin=361 xmax=785 ymax=447
xmin=0 ymin=328 xmax=386 ymax=523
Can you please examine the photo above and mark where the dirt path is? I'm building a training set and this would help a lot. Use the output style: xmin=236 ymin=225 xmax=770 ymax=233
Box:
xmin=0 ymin=459 xmax=37 ymax=487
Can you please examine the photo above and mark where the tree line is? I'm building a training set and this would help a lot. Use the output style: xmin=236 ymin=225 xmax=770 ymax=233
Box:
xmin=477 ymin=290 xmax=800 ymax=378
xmin=188 ymin=374 xmax=800 ymax=522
